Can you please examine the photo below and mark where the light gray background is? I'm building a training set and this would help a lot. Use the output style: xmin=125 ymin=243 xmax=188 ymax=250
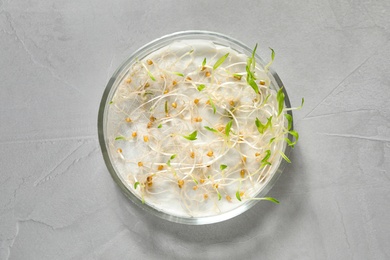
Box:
xmin=1 ymin=1 xmax=390 ymax=259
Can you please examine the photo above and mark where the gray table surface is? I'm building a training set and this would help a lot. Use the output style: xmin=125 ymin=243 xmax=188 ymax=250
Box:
xmin=1 ymin=1 xmax=390 ymax=259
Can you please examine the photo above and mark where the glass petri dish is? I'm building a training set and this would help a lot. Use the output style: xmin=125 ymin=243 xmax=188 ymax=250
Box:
xmin=98 ymin=31 xmax=293 ymax=225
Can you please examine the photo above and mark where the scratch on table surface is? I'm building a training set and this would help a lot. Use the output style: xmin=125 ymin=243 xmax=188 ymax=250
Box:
xmin=319 ymin=133 xmax=390 ymax=143
xmin=33 ymin=142 xmax=85 ymax=187
xmin=335 ymin=199 xmax=353 ymax=258
xmin=303 ymin=55 xmax=371 ymax=119
xmin=5 ymin=221 xmax=19 ymax=260
xmin=57 ymin=145 xmax=100 ymax=178
xmin=0 ymin=135 xmax=95 ymax=145
xmin=32 ymin=141 xmax=100 ymax=187
xmin=302 ymin=109 xmax=378 ymax=120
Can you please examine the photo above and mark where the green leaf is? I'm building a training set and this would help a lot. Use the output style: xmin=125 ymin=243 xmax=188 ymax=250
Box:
xmin=263 ymin=197 xmax=279 ymax=204
xmin=260 ymin=150 xmax=272 ymax=168
xmin=109 ymin=101 xmax=113 ymax=104
xmin=225 ymin=120 xmax=233 ymax=137
xmin=167 ymin=154 xmax=177 ymax=166
xmin=158 ymin=124 xmax=162 ymax=128
xmin=255 ymin=118 xmax=265 ymax=134
xmin=270 ymin=47 xmax=275 ymax=61
xmin=285 ymin=114 xmax=293 ymax=131
xmin=279 ymin=150 xmax=291 ymax=163
xmin=284 ymin=137 xmax=295 ymax=147
xmin=213 ymin=53 xmax=229 ymax=70
xmin=252 ymin=44 xmax=258 ymax=60
xmin=220 ymin=164 xmax=228 ymax=170
xmin=172 ymin=72 xmax=184 ymax=77
xmin=204 ymin=126 xmax=217 ymax=132
xmin=209 ymin=97 xmax=216 ymax=114
xmin=165 ymin=100 xmax=168 ymax=114
xmin=236 ymin=191 xmax=242 ymax=201
xmin=218 ymin=192 xmax=222 ymax=201
xmin=262 ymin=150 xmax=271 ymax=162
xmin=269 ymin=137 xmax=276 ymax=144
xmin=202 ymin=58 xmax=206 ymax=67
xmin=183 ymin=130 xmax=198 ymax=141
xmin=255 ymin=117 xmax=272 ymax=134
xmin=197 ymin=84 xmax=206 ymax=91
xmin=277 ymin=87 xmax=285 ymax=116
xmin=193 ymin=178 xmax=198 ymax=185
xmin=134 ymin=182 xmax=140 ymax=189
xmin=248 ymin=77 xmax=259 ymax=94
xmin=147 ymin=71 xmax=156 ymax=81
xmin=266 ymin=116 xmax=273 ymax=128
xmin=245 ymin=58 xmax=259 ymax=94
xmin=246 ymin=59 xmax=255 ymax=79
xmin=115 ymin=136 xmax=126 ymax=141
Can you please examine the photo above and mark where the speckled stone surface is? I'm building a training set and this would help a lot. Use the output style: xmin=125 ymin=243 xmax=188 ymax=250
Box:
xmin=1 ymin=1 xmax=390 ymax=259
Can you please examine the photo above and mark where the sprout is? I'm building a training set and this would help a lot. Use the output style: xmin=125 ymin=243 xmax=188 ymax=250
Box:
xmin=264 ymin=47 xmax=275 ymax=71
xmin=285 ymin=130 xmax=299 ymax=148
xmin=249 ymin=197 xmax=280 ymax=204
xmin=167 ymin=154 xmax=177 ymax=166
xmin=220 ymin=164 xmax=227 ymax=170
xmin=115 ymin=136 xmax=126 ymax=141
xmin=172 ymin=72 xmax=184 ymax=77
xmin=213 ymin=53 xmax=229 ymax=70
xmin=204 ymin=126 xmax=217 ymax=133
xmin=255 ymin=116 xmax=272 ymax=134
xmin=208 ymin=97 xmax=216 ymax=114
xmin=297 ymin=98 xmax=305 ymax=110
xmin=285 ymin=114 xmax=293 ymax=131
xmin=202 ymin=58 xmax=206 ymax=67
xmin=277 ymin=87 xmax=285 ymax=116
xmin=183 ymin=131 xmax=198 ymax=141
xmin=134 ymin=182 xmax=140 ymax=189
xmin=233 ymin=73 xmax=243 ymax=80
xmin=236 ymin=191 xmax=242 ymax=201
xmin=245 ymin=44 xmax=259 ymax=94
xmin=197 ymin=84 xmax=206 ymax=91
xmin=141 ymin=62 xmax=156 ymax=81
xmin=261 ymin=150 xmax=271 ymax=168
xmin=225 ymin=120 xmax=233 ymax=137
xmin=279 ymin=150 xmax=291 ymax=163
